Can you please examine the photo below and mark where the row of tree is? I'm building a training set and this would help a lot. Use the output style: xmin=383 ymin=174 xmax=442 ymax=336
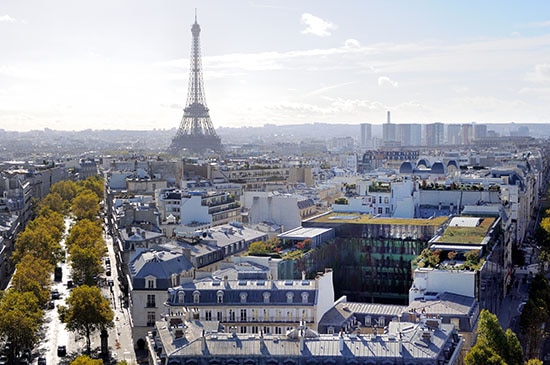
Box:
xmin=0 ymin=176 xmax=114 ymax=360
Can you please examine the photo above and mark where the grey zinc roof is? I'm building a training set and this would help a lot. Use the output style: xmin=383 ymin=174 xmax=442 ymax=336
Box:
xmin=319 ymin=302 xmax=407 ymax=329
xmin=130 ymin=248 xmax=193 ymax=289
xmin=406 ymin=292 xmax=476 ymax=317
xmin=160 ymin=321 xmax=457 ymax=362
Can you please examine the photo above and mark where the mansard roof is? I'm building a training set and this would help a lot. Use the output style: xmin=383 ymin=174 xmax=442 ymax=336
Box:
xmin=167 ymin=278 xmax=318 ymax=306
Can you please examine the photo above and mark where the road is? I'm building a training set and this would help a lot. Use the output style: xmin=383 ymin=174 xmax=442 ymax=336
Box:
xmin=34 ymin=219 xmax=137 ymax=365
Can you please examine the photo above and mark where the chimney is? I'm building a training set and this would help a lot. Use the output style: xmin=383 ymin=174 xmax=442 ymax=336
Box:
xmin=201 ymin=329 xmax=207 ymax=352
xmin=301 ymin=270 xmax=306 ymax=280
xmin=387 ymin=110 xmax=391 ymax=124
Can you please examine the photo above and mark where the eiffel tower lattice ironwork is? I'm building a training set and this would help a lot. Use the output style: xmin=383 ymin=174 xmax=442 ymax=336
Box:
xmin=168 ymin=13 xmax=223 ymax=155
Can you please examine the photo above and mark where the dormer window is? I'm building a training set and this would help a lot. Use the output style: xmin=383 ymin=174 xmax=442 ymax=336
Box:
xmin=301 ymin=292 xmax=309 ymax=304
xmin=178 ymin=291 xmax=184 ymax=304
xmin=240 ymin=292 xmax=248 ymax=304
xmin=146 ymin=276 xmax=156 ymax=289
xmin=193 ymin=290 xmax=200 ymax=304
xmin=217 ymin=290 xmax=224 ymax=304
xmin=263 ymin=292 xmax=271 ymax=304
xmin=286 ymin=292 xmax=294 ymax=304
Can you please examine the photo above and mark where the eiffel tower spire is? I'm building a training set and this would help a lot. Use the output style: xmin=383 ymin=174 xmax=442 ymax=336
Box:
xmin=168 ymin=12 xmax=223 ymax=155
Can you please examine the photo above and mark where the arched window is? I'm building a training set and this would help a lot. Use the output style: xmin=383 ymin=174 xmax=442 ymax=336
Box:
xmin=240 ymin=292 xmax=248 ymax=304
xmin=263 ymin=291 xmax=271 ymax=304
xmin=301 ymin=292 xmax=309 ymax=303
xmin=193 ymin=290 xmax=200 ymax=304
xmin=286 ymin=292 xmax=294 ymax=303
xmin=178 ymin=291 xmax=185 ymax=304
xmin=216 ymin=290 xmax=224 ymax=304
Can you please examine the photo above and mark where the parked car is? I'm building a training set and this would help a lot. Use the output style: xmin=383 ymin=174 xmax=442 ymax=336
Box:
xmin=51 ymin=290 xmax=61 ymax=300
xmin=37 ymin=357 xmax=46 ymax=365
xmin=57 ymin=346 xmax=66 ymax=357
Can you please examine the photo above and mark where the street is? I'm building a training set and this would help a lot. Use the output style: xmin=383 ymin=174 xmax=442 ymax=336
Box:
xmin=33 ymin=219 xmax=136 ymax=365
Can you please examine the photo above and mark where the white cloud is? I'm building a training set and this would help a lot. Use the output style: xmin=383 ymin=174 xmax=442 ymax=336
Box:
xmin=300 ymin=13 xmax=336 ymax=37
xmin=0 ymin=15 xmax=16 ymax=23
xmin=525 ymin=63 xmax=550 ymax=83
xmin=525 ymin=21 xmax=550 ymax=28
xmin=378 ymin=76 xmax=398 ymax=88
xmin=344 ymin=39 xmax=361 ymax=49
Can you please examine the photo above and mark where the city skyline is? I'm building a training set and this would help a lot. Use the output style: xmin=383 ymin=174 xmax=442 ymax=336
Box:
xmin=1 ymin=0 xmax=550 ymax=132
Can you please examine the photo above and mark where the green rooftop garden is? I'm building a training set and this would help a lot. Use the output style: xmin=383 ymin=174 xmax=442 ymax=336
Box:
xmin=311 ymin=213 xmax=448 ymax=227
xmin=435 ymin=217 xmax=495 ymax=245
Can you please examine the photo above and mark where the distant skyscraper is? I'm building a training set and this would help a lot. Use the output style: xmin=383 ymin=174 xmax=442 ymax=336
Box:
xmin=168 ymin=13 xmax=223 ymax=155
xmin=398 ymin=124 xmax=422 ymax=146
xmin=447 ymin=124 xmax=461 ymax=145
xmin=360 ymin=123 xmax=372 ymax=148
xmin=425 ymin=123 xmax=444 ymax=146
xmin=461 ymin=123 xmax=473 ymax=145
xmin=382 ymin=111 xmax=397 ymax=143
xmin=473 ymin=124 xmax=487 ymax=140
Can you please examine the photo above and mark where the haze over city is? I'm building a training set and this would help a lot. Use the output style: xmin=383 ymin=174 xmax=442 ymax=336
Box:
xmin=1 ymin=0 xmax=550 ymax=132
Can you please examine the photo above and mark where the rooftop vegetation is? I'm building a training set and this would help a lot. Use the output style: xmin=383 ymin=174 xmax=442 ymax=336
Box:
xmin=412 ymin=248 xmax=484 ymax=271
xmin=311 ymin=213 xmax=448 ymax=227
xmin=435 ymin=217 xmax=495 ymax=245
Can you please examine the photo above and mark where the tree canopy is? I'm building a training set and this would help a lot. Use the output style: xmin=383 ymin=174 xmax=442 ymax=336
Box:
xmin=59 ymin=285 xmax=114 ymax=354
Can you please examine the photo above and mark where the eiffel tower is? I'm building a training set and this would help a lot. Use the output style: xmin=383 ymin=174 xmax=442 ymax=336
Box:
xmin=168 ymin=12 xmax=223 ymax=155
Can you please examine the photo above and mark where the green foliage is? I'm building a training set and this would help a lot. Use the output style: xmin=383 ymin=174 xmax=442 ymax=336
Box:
xmin=413 ymin=248 xmax=441 ymax=268
xmin=469 ymin=309 xmax=523 ymax=365
xmin=71 ymin=189 xmax=100 ymax=220
xmin=70 ymin=355 xmax=104 ymax=365
xmin=248 ymin=241 xmax=271 ymax=255
xmin=334 ymin=197 xmax=348 ymax=205
xmin=11 ymin=255 xmax=53 ymax=306
xmin=12 ymin=220 xmax=64 ymax=265
xmin=0 ymin=290 xmax=44 ymax=358
xmin=77 ymin=176 xmax=104 ymax=201
xmin=51 ymin=180 xmax=78 ymax=204
xmin=59 ymin=285 xmax=114 ymax=354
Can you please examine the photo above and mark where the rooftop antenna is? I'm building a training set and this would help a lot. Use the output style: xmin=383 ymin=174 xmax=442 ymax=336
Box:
xmin=195 ymin=8 xmax=197 ymax=23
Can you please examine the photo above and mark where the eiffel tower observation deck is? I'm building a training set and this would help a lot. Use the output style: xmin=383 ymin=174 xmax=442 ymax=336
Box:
xmin=168 ymin=13 xmax=223 ymax=155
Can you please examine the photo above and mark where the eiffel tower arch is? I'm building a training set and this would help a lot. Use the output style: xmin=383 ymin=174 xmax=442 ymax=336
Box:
xmin=168 ymin=13 xmax=224 ymax=155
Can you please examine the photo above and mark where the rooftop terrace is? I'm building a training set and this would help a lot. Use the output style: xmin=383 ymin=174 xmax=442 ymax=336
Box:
xmin=309 ymin=212 xmax=448 ymax=227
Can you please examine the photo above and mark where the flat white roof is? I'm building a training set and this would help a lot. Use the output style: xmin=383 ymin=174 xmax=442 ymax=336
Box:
xmin=448 ymin=217 xmax=480 ymax=227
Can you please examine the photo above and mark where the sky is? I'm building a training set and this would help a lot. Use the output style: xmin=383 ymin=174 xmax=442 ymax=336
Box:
xmin=1 ymin=0 xmax=550 ymax=131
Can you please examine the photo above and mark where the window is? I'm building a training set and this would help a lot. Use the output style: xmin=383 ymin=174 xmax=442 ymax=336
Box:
xmin=178 ymin=291 xmax=184 ymax=304
xmin=263 ymin=292 xmax=271 ymax=304
xmin=146 ymin=294 xmax=156 ymax=308
xmin=147 ymin=311 xmax=156 ymax=326
xmin=217 ymin=290 xmax=224 ymax=303
xmin=217 ymin=311 xmax=222 ymax=321
xmin=251 ymin=326 xmax=258 ymax=334
xmin=240 ymin=326 xmax=247 ymax=334
xmin=378 ymin=196 xmax=382 ymax=204
xmin=205 ymin=310 xmax=212 ymax=321
xmin=385 ymin=207 xmax=390 ymax=215
xmin=229 ymin=309 xmax=235 ymax=321
xmin=263 ymin=326 xmax=270 ymax=334
xmin=378 ymin=316 xmax=385 ymax=327
xmin=240 ymin=309 xmax=247 ymax=321
xmin=275 ymin=327 xmax=282 ymax=335
xmin=147 ymin=279 xmax=155 ymax=289
xmin=301 ymin=292 xmax=309 ymax=304
xmin=384 ymin=197 xmax=389 ymax=204
xmin=377 ymin=207 xmax=382 ymax=214
xmin=365 ymin=316 xmax=371 ymax=326
xmin=286 ymin=292 xmax=294 ymax=303
xmin=240 ymin=292 xmax=248 ymax=304
xmin=193 ymin=290 xmax=200 ymax=304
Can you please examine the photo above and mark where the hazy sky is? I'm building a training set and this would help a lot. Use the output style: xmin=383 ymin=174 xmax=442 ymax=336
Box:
xmin=1 ymin=0 xmax=550 ymax=131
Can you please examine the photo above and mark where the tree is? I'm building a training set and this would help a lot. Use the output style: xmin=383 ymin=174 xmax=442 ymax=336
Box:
xmin=59 ymin=285 xmax=114 ymax=354
xmin=69 ymin=246 xmax=104 ymax=286
xmin=12 ymin=223 xmax=63 ymax=265
xmin=70 ymin=355 xmax=103 ymax=365
xmin=525 ymin=359 xmax=543 ymax=365
xmin=0 ymin=290 xmax=44 ymax=359
xmin=65 ymin=219 xmax=103 ymax=252
xmin=77 ymin=176 xmax=104 ymax=201
xmin=248 ymin=241 xmax=271 ymax=255
xmin=469 ymin=309 xmax=523 ymax=365
xmin=39 ymin=192 xmax=67 ymax=215
xmin=11 ymin=255 xmax=53 ymax=306
xmin=51 ymin=180 xmax=78 ymax=204
xmin=72 ymin=189 xmax=100 ymax=221
xmin=464 ymin=345 xmax=506 ymax=365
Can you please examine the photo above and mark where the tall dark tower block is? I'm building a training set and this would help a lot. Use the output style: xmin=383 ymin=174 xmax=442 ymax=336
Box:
xmin=168 ymin=13 xmax=223 ymax=155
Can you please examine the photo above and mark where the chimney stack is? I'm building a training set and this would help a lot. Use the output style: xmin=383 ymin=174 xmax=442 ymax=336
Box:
xmin=387 ymin=110 xmax=391 ymax=124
